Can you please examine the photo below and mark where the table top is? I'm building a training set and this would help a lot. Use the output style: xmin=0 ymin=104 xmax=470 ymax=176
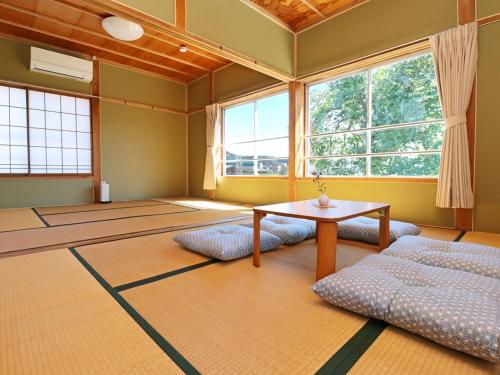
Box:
xmin=254 ymin=199 xmax=389 ymax=222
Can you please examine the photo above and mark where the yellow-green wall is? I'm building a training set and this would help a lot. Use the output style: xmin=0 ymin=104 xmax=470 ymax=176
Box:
xmin=474 ymin=21 xmax=500 ymax=233
xmin=186 ymin=0 xmax=294 ymax=75
xmin=0 ymin=37 xmax=93 ymax=208
xmin=100 ymin=63 xmax=186 ymax=110
xmin=101 ymin=102 xmax=186 ymax=201
xmin=188 ymin=111 xmax=209 ymax=199
xmin=297 ymin=0 xmax=456 ymax=76
xmin=215 ymin=177 xmax=288 ymax=205
xmin=296 ymin=180 xmax=453 ymax=227
xmin=477 ymin=0 xmax=500 ymax=18
xmin=116 ymin=0 xmax=175 ymax=24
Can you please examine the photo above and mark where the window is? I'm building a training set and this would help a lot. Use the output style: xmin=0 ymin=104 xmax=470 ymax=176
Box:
xmin=223 ymin=91 xmax=289 ymax=176
xmin=0 ymin=85 xmax=92 ymax=175
xmin=306 ymin=53 xmax=444 ymax=177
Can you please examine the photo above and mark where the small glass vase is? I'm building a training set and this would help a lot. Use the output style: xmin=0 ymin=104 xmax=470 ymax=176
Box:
xmin=318 ymin=193 xmax=330 ymax=207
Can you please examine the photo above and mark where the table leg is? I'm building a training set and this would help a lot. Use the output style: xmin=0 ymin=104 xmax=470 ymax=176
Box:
xmin=379 ymin=206 xmax=390 ymax=251
xmin=253 ymin=212 xmax=265 ymax=267
xmin=316 ymin=221 xmax=338 ymax=281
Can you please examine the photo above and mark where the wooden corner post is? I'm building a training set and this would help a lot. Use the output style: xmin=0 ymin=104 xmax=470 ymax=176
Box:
xmin=91 ymin=60 xmax=102 ymax=203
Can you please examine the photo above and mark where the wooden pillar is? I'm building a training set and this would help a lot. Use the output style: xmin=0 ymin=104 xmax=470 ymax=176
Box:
xmin=288 ymin=81 xmax=305 ymax=201
xmin=91 ymin=60 xmax=102 ymax=203
xmin=175 ymin=0 xmax=186 ymax=31
xmin=455 ymin=0 xmax=476 ymax=230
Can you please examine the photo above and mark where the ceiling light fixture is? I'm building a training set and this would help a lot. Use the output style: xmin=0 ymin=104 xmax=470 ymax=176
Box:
xmin=179 ymin=45 xmax=188 ymax=53
xmin=101 ymin=16 xmax=144 ymax=41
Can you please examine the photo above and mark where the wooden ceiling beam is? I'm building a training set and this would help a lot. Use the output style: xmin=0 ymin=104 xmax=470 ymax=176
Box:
xmin=299 ymin=0 xmax=325 ymax=18
xmin=0 ymin=1 xmax=210 ymax=73
xmin=78 ymin=0 xmax=293 ymax=82
xmin=51 ymin=0 xmax=228 ymax=65
xmin=0 ymin=16 xmax=196 ymax=80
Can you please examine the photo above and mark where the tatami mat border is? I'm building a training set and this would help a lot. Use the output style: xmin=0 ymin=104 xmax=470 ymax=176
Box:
xmin=44 ymin=207 xmax=200 ymax=227
xmin=453 ymin=231 xmax=467 ymax=242
xmin=316 ymin=319 xmax=388 ymax=374
xmin=1 ymin=215 xmax=251 ymax=258
xmin=36 ymin=201 xmax=171 ymax=216
xmin=114 ymin=259 xmax=220 ymax=292
xmin=69 ymin=247 xmax=201 ymax=375
xmin=31 ymin=208 xmax=50 ymax=227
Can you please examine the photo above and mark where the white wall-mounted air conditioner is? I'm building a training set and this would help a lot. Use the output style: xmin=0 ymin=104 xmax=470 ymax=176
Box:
xmin=30 ymin=47 xmax=93 ymax=82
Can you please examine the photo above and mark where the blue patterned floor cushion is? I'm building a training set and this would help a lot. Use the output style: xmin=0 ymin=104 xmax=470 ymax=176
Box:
xmin=338 ymin=217 xmax=421 ymax=244
xmin=173 ymin=225 xmax=282 ymax=261
xmin=313 ymin=254 xmax=500 ymax=362
xmin=263 ymin=215 xmax=316 ymax=239
xmin=383 ymin=235 xmax=500 ymax=279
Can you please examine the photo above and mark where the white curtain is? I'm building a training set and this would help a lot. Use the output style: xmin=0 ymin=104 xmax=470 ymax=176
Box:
xmin=203 ymin=103 xmax=221 ymax=190
xmin=431 ymin=22 xmax=477 ymax=208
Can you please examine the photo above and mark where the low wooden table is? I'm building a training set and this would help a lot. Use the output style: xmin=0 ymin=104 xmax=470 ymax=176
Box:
xmin=253 ymin=199 xmax=390 ymax=281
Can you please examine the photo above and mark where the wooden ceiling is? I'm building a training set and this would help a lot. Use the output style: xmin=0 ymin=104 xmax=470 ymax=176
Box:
xmin=0 ymin=0 xmax=231 ymax=83
xmin=248 ymin=0 xmax=368 ymax=31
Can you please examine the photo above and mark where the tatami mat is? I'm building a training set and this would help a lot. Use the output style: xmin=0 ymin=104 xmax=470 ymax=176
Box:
xmin=35 ymin=199 xmax=164 ymax=215
xmin=462 ymin=231 xmax=500 ymax=247
xmin=42 ymin=203 xmax=196 ymax=226
xmin=0 ymin=208 xmax=46 ymax=232
xmin=349 ymin=326 xmax=498 ymax=374
xmin=0 ymin=209 xmax=252 ymax=255
xmin=0 ymin=249 xmax=182 ymax=374
xmin=120 ymin=242 xmax=374 ymax=374
xmin=420 ymin=226 xmax=461 ymax=241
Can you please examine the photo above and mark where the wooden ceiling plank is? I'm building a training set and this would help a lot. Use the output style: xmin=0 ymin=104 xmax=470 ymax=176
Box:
xmin=0 ymin=16 xmax=197 ymax=79
xmin=299 ymin=0 xmax=325 ymax=18
xmin=240 ymin=0 xmax=295 ymax=32
xmin=0 ymin=1 xmax=211 ymax=73
xmin=51 ymin=0 xmax=229 ymax=65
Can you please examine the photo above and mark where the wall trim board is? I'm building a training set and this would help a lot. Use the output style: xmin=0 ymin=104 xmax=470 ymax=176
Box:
xmin=219 ymin=83 xmax=289 ymax=108
xmin=477 ymin=12 xmax=500 ymax=26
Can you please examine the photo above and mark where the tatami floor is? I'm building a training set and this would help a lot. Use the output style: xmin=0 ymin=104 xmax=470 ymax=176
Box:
xmin=0 ymin=198 xmax=498 ymax=374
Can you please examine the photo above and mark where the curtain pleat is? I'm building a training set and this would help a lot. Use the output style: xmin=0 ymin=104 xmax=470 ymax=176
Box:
xmin=203 ymin=103 xmax=221 ymax=190
xmin=431 ymin=22 xmax=477 ymax=208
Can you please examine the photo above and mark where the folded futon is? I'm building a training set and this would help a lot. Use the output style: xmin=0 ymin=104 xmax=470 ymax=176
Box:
xmin=313 ymin=254 xmax=500 ymax=362
xmin=382 ymin=235 xmax=500 ymax=278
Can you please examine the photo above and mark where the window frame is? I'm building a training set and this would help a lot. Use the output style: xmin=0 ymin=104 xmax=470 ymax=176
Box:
xmin=303 ymin=50 xmax=443 ymax=180
xmin=221 ymin=87 xmax=290 ymax=178
xmin=0 ymin=83 xmax=94 ymax=178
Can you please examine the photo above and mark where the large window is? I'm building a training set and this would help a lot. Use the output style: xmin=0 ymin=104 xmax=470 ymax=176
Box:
xmin=0 ymin=85 xmax=92 ymax=175
xmin=223 ymin=91 xmax=289 ymax=176
xmin=306 ymin=53 xmax=444 ymax=177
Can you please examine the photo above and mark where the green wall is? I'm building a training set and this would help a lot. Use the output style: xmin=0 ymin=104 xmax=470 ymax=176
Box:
xmin=214 ymin=64 xmax=280 ymax=102
xmin=474 ymin=21 xmax=500 ymax=233
xmin=0 ymin=37 xmax=90 ymax=94
xmin=116 ymin=0 xmax=175 ymax=24
xmin=100 ymin=63 xmax=187 ymax=201
xmin=186 ymin=0 xmax=294 ymax=76
xmin=215 ymin=177 xmax=288 ymax=205
xmin=0 ymin=37 xmax=93 ymax=208
xmin=297 ymin=0 xmax=456 ymax=76
xmin=477 ymin=0 xmax=500 ymax=18
xmin=0 ymin=36 xmax=187 ymax=208
xmin=101 ymin=102 xmax=187 ymax=201
xmin=0 ymin=179 xmax=93 ymax=209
